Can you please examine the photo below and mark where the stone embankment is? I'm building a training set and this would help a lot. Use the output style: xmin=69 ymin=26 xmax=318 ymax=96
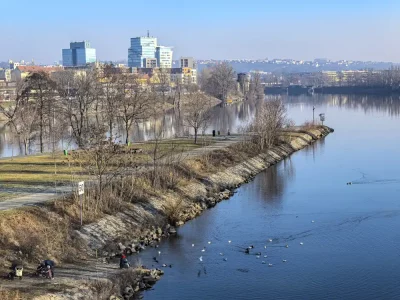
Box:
xmin=78 ymin=126 xmax=333 ymax=257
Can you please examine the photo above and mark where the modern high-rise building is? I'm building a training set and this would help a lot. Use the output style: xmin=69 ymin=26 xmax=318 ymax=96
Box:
xmin=62 ymin=41 xmax=96 ymax=67
xmin=156 ymin=46 xmax=173 ymax=69
xmin=128 ymin=36 xmax=158 ymax=68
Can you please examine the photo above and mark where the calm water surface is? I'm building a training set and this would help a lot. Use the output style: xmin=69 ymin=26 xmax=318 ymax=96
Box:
xmin=134 ymin=94 xmax=400 ymax=300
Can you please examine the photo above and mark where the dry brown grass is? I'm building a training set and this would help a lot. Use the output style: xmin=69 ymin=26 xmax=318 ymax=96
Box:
xmin=0 ymin=289 xmax=24 ymax=300
xmin=0 ymin=207 xmax=84 ymax=264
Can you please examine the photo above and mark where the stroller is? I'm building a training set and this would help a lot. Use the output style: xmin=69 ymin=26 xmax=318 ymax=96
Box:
xmin=8 ymin=264 xmax=23 ymax=280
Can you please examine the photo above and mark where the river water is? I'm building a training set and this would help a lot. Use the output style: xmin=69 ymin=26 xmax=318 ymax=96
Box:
xmin=132 ymin=94 xmax=400 ymax=300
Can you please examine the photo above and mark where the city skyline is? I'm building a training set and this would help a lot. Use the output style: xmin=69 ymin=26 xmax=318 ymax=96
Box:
xmin=2 ymin=0 xmax=400 ymax=64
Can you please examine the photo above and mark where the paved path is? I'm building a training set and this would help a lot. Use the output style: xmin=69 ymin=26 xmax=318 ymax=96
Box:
xmin=0 ymin=136 xmax=241 ymax=211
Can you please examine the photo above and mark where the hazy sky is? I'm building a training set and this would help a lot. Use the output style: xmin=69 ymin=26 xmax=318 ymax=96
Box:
xmin=2 ymin=0 xmax=400 ymax=64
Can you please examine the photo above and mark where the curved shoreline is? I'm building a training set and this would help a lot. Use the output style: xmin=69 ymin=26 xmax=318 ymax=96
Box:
xmin=72 ymin=126 xmax=333 ymax=299
xmin=1 ymin=126 xmax=332 ymax=299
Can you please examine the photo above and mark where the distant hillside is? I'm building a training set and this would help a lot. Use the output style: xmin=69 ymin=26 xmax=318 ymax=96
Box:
xmin=196 ymin=61 xmax=395 ymax=73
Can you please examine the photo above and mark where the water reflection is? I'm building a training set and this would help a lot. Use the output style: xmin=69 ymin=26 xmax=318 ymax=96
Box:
xmin=1 ymin=94 xmax=400 ymax=158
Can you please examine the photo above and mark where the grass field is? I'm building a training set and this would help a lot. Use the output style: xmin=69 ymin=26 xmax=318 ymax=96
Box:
xmin=0 ymin=137 xmax=215 ymax=193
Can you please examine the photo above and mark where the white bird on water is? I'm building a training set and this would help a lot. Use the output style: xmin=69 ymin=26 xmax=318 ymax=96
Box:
xmin=264 ymin=255 xmax=268 ymax=258
xmin=268 ymin=263 xmax=273 ymax=267
xmin=208 ymin=241 xmax=211 ymax=245
xmin=201 ymin=248 xmax=206 ymax=252
xmin=223 ymin=258 xmax=228 ymax=261
xmin=300 ymin=242 xmax=304 ymax=245
xmin=199 ymin=256 xmax=203 ymax=262
xmin=256 ymin=255 xmax=260 ymax=259
xmin=158 ymin=251 xmax=161 ymax=255
xmin=282 ymin=259 xmax=287 ymax=262
xmin=192 ymin=244 xmax=195 ymax=247
xmin=262 ymin=261 xmax=266 ymax=264
xmin=228 ymin=240 xmax=232 ymax=244
xmin=264 ymin=245 xmax=267 ymax=249
xmin=219 ymin=253 xmax=224 ymax=256
xmin=285 ymin=245 xmax=289 ymax=248
xmin=311 ymin=220 xmax=315 ymax=223
xmin=268 ymin=239 xmax=273 ymax=242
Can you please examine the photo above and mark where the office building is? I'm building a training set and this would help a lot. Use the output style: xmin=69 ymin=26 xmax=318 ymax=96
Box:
xmin=128 ymin=36 xmax=158 ymax=68
xmin=180 ymin=57 xmax=196 ymax=69
xmin=62 ymin=41 xmax=97 ymax=67
xmin=144 ymin=58 xmax=158 ymax=68
xmin=156 ymin=46 xmax=173 ymax=68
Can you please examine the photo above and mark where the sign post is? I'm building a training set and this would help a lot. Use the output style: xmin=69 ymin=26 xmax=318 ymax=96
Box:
xmin=78 ymin=181 xmax=84 ymax=226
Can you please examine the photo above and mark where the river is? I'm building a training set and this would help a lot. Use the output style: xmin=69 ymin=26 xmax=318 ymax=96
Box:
xmin=130 ymin=94 xmax=400 ymax=300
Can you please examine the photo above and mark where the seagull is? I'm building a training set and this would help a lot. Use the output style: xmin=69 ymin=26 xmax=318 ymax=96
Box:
xmin=264 ymin=255 xmax=268 ymax=258
xmin=282 ymin=260 xmax=287 ymax=262
xmin=249 ymin=245 xmax=254 ymax=249
xmin=199 ymin=256 xmax=203 ymax=262
xmin=311 ymin=220 xmax=315 ymax=223
xmin=262 ymin=261 xmax=266 ymax=264
xmin=256 ymin=255 xmax=260 ymax=259
xmin=256 ymin=252 xmax=261 ymax=256
xmin=228 ymin=240 xmax=232 ymax=244
xmin=201 ymin=248 xmax=206 ymax=252
xmin=208 ymin=241 xmax=211 ymax=245
xmin=300 ymin=242 xmax=304 ymax=245
xmin=268 ymin=239 xmax=273 ymax=242
xmin=162 ymin=264 xmax=167 ymax=267
xmin=223 ymin=258 xmax=228 ymax=261
xmin=192 ymin=244 xmax=195 ymax=247
xmin=285 ymin=245 xmax=289 ymax=248
xmin=219 ymin=253 xmax=224 ymax=256
xmin=268 ymin=263 xmax=273 ymax=267
xmin=158 ymin=251 xmax=161 ymax=255
xmin=264 ymin=245 xmax=267 ymax=249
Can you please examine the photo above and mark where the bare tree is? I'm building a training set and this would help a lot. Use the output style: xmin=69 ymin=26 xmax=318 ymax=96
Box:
xmin=58 ymin=70 xmax=100 ymax=148
xmin=200 ymin=62 xmax=236 ymax=102
xmin=71 ymin=125 xmax=135 ymax=212
xmin=249 ymin=71 xmax=264 ymax=101
xmin=248 ymin=99 xmax=289 ymax=151
xmin=182 ymin=92 xmax=212 ymax=144
xmin=118 ymin=74 xmax=152 ymax=144
xmin=21 ymin=72 xmax=57 ymax=153
xmin=0 ymin=86 xmax=38 ymax=155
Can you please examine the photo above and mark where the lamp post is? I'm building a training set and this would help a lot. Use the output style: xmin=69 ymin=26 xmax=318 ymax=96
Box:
xmin=313 ymin=106 xmax=315 ymax=124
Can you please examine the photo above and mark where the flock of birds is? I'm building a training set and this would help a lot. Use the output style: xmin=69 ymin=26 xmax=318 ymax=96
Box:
xmin=151 ymin=235 xmax=313 ymax=273
xmin=196 ymin=238 xmax=304 ymax=267
xmin=149 ymin=220 xmax=317 ymax=274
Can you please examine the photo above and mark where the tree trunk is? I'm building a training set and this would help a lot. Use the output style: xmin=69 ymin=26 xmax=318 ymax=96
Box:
xmin=109 ymin=119 xmax=113 ymax=143
xmin=194 ymin=128 xmax=198 ymax=144
xmin=125 ymin=123 xmax=129 ymax=145
xmin=40 ymin=106 xmax=44 ymax=153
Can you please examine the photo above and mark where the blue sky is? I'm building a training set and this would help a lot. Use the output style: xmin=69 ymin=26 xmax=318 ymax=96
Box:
xmin=2 ymin=0 xmax=400 ymax=64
